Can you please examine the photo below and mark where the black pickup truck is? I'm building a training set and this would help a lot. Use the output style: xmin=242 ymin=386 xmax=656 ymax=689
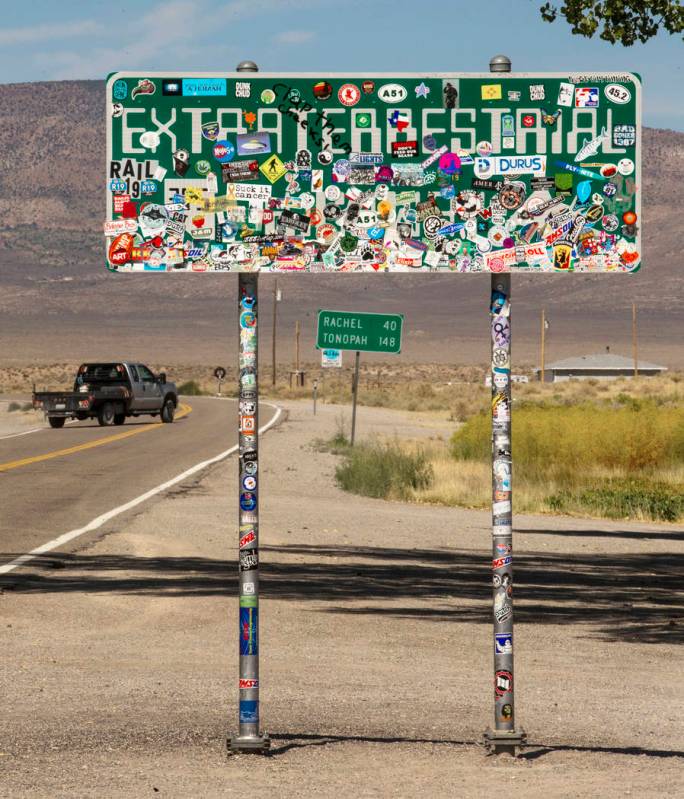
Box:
xmin=33 ymin=362 xmax=178 ymax=428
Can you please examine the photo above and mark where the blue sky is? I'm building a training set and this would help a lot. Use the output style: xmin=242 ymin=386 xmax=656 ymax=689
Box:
xmin=2 ymin=0 xmax=682 ymax=130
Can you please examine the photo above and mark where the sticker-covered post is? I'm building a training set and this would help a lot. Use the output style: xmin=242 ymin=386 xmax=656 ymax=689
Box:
xmin=229 ymin=60 xmax=270 ymax=755
xmin=484 ymin=54 xmax=525 ymax=757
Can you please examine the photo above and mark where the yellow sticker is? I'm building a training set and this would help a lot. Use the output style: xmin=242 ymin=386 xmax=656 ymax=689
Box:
xmin=260 ymin=154 xmax=287 ymax=184
xmin=185 ymin=186 xmax=204 ymax=205
xmin=481 ymin=84 xmax=502 ymax=101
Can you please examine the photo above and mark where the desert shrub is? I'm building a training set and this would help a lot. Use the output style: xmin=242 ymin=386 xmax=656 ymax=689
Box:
xmin=335 ymin=440 xmax=433 ymax=501
xmin=549 ymin=480 xmax=684 ymax=522
xmin=7 ymin=401 xmax=21 ymax=412
xmin=451 ymin=402 xmax=684 ymax=476
xmin=177 ymin=380 xmax=205 ymax=396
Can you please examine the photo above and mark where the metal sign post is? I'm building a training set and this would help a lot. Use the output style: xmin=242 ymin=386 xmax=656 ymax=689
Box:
xmin=313 ymin=378 xmax=318 ymax=416
xmin=484 ymin=54 xmax=525 ymax=757
xmin=350 ymin=351 xmax=360 ymax=446
xmin=230 ymin=60 xmax=269 ymax=755
xmin=316 ymin=310 xmax=403 ymax=446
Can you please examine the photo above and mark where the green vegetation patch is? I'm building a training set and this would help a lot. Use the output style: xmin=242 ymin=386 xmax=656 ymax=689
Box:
xmin=334 ymin=440 xmax=433 ymax=501
xmin=549 ymin=480 xmax=684 ymax=523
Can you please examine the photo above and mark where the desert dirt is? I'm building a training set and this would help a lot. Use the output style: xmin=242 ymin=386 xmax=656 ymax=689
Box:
xmin=0 ymin=399 xmax=682 ymax=798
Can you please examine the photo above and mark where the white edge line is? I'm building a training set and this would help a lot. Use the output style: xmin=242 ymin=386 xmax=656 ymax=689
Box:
xmin=0 ymin=418 xmax=80 ymax=440
xmin=0 ymin=402 xmax=282 ymax=576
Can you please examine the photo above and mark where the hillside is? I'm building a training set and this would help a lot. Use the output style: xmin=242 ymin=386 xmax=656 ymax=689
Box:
xmin=0 ymin=80 xmax=682 ymax=368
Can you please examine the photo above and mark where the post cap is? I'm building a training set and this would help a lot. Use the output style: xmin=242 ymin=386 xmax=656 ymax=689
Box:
xmin=489 ymin=54 xmax=512 ymax=73
xmin=236 ymin=60 xmax=259 ymax=72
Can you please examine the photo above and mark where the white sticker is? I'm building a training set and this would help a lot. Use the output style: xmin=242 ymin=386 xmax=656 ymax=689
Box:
xmin=557 ymin=82 xmax=574 ymax=107
xmin=604 ymin=83 xmax=632 ymax=104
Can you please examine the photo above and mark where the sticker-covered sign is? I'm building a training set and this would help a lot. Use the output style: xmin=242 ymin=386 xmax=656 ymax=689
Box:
xmin=106 ymin=71 xmax=641 ymax=273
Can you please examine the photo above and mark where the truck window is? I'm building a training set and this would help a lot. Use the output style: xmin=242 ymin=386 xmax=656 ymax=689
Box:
xmin=129 ymin=365 xmax=140 ymax=382
xmin=138 ymin=365 xmax=156 ymax=382
xmin=80 ymin=363 xmax=130 ymax=384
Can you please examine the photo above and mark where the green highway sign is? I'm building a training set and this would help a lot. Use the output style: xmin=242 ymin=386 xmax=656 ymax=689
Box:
xmin=316 ymin=310 xmax=403 ymax=354
xmin=106 ymin=71 xmax=641 ymax=275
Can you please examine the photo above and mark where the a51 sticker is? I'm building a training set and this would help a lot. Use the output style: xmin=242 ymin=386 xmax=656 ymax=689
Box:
xmin=378 ymin=83 xmax=408 ymax=103
xmin=604 ymin=83 xmax=632 ymax=104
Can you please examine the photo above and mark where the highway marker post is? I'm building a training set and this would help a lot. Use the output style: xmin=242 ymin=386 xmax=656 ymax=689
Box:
xmin=104 ymin=61 xmax=641 ymax=756
xmin=316 ymin=310 xmax=403 ymax=445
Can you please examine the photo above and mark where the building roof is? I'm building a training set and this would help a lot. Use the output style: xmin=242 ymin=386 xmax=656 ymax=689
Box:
xmin=534 ymin=353 xmax=667 ymax=373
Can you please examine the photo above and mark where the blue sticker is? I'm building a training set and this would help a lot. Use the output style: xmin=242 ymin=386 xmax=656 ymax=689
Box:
xmin=240 ymin=607 xmax=258 ymax=655
xmin=240 ymin=310 xmax=256 ymax=329
xmin=495 ymin=633 xmax=513 ymax=655
xmin=182 ymin=78 xmax=227 ymax=97
xmin=141 ymin=179 xmax=157 ymax=194
xmin=438 ymin=222 xmax=464 ymax=236
xmin=240 ymin=492 xmax=257 ymax=511
xmin=576 ymin=180 xmax=592 ymax=204
xmin=113 ymin=79 xmax=128 ymax=100
xmin=214 ymin=140 xmax=235 ymax=163
xmin=109 ymin=179 xmax=127 ymax=193
xmin=239 ymin=700 xmax=259 ymax=723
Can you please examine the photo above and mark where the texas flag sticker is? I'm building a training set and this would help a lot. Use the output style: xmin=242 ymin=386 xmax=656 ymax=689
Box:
xmin=388 ymin=110 xmax=410 ymax=132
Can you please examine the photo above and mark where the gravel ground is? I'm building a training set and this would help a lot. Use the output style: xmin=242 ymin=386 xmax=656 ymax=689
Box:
xmin=0 ymin=399 xmax=682 ymax=798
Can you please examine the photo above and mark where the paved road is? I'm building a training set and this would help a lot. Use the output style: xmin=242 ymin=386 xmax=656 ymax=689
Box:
xmin=0 ymin=396 xmax=277 ymax=563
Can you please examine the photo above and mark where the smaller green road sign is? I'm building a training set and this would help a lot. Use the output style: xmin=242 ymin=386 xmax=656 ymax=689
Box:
xmin=317 ymin=310 xmax=403 ymax=354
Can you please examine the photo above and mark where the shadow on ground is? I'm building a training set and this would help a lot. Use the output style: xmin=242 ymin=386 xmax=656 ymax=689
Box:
xmin=264 ymin=731 xmax=684 ymax=761
xmin=1 ymin=542 xmax=682 ymax=644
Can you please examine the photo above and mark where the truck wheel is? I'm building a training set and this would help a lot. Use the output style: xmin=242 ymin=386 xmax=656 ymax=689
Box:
xmin=161 ymin=399 xmax=175 ymax=423
xmin=98 ymin=402 xmax=116 ymax=426
xmin=48 ymin=417 xmax=66 ymax=429
xmin=114 ymin=413 xmax=126 ymax=426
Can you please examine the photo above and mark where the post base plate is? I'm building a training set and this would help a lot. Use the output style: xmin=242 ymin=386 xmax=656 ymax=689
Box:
xmin=483 ymin=727 xmax=527 ymax=756
xmin=228 ymin=733 xmax=271 ymax=754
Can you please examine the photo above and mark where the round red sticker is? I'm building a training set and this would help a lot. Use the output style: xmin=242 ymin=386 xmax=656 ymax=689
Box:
xmin=338 ymin=84 xmax=361 ymax=107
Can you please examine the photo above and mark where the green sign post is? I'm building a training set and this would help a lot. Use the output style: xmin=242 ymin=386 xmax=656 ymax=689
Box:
xmin=316 ymin=309 xmax=404 ymax=445
xmin=316 ymin=310 xmax=403 ymax=354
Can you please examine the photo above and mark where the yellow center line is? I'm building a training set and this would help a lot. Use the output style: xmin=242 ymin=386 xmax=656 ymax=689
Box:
xmin=0 ymin=403 xmax=192 ymax=474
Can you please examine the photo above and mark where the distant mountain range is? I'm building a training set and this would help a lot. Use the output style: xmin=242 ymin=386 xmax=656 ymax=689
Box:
xmin=0 ymin=80 xmax=682 ymax=369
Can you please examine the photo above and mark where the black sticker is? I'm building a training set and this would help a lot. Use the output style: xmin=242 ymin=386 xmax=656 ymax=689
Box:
xmin=239 ymin=549 xmax=258 ymax=572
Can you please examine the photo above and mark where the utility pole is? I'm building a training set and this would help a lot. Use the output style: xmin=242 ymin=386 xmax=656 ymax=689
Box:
xmin=632 ymin=302 xmax=638 ymax=378
xmin=540 ymin=308 xmax=546 ymax=384
xmin=295 ymin=320 xmax=301 ymax=384
xmin=271 ymin=279 xmax=279 ymax=387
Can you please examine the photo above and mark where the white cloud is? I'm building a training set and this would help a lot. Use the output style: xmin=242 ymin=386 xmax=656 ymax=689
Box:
xmin=273 ymin=30 xmax=316 ymax=45
xmin=0 ymin=20 xmax=103 ymax=46
xmin=25 ymin=0 xmax=338 ymax=79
